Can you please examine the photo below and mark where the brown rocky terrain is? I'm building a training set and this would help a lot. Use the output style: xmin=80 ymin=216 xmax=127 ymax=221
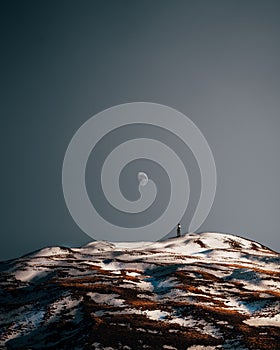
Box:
xmin=0 ymin=232 xmax=280 ymax=349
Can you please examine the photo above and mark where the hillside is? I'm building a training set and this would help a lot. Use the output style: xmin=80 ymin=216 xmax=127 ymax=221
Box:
xmin=0 ymin=232 xmax=280 ymax=349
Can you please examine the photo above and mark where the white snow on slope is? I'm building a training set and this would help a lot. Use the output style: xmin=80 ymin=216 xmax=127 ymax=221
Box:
xmin=14 ymin=268 xmax=50 ymax=282
xmin=87 ymin=292 xmax=125 ymax=307
xmin=244 ymin=314 xmax=280 ymax=327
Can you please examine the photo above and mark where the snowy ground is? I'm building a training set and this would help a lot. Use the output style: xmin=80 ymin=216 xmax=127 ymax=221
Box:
xmin=0 ymin=232 xmax=280 ymax=349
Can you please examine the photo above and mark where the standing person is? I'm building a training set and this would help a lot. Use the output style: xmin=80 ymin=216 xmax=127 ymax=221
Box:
xmin=177 ymin=223 xmax=181 ymax=237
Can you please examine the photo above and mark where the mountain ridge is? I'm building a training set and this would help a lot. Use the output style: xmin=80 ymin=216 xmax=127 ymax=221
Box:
xmin=0 ymin=232 xmax=280 ymax=349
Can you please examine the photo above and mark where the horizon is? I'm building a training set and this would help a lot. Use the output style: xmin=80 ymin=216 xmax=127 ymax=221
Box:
xmin=2 ymin=230 xmax=279 ymax=263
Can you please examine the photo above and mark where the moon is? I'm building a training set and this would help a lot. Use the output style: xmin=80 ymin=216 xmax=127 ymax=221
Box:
xmin=137 ymin=171 xmax=149 ymax=186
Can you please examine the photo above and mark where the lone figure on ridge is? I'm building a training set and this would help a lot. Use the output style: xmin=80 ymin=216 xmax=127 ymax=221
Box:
xmin=177 ymin=223 xmax=181 ymax=238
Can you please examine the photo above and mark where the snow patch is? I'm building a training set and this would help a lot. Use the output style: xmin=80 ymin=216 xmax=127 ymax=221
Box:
xmin=14 ymin=268 xmax=49 ymax=282
xmin=87 ymin=292 xmax=125 ymax=307
xmin=244 ymin=313 xmax=280 ymax=327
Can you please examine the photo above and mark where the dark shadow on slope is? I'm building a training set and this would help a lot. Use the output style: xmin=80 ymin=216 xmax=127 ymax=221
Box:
xmin=144 ymin=264 xmax=183 ymax=294
xmin=192 ymin=248 xmax=214 ymax=255
xmin=240 ymin=253 xmax=280 ymax=265
xmin=223 ymin=268 xmax=262 ymax=284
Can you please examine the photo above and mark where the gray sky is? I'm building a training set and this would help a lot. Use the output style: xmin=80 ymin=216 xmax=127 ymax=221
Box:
xmin=2 ymin=0 xmax=280 ymax=260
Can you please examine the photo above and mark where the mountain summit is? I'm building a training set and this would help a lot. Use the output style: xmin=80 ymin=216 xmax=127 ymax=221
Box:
xmin=1 ymin=232 xmax=280 ymax=349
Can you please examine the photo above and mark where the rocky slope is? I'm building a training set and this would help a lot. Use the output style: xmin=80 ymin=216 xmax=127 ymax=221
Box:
xmin=0 ymin=232 xmax=280 ymax=350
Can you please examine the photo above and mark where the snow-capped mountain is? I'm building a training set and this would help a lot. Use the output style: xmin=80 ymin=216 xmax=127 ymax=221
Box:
xmin=0 ymin=232 xmax=280 ymax=350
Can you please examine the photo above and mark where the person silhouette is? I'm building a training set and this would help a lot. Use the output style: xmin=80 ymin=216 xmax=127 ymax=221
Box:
xmin=177 ymin=223 xmax=181 ymax=237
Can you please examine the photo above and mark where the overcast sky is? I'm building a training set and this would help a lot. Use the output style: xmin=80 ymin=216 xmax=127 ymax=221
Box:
xmin=2 ymin=0 xmax=280 ymax=260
